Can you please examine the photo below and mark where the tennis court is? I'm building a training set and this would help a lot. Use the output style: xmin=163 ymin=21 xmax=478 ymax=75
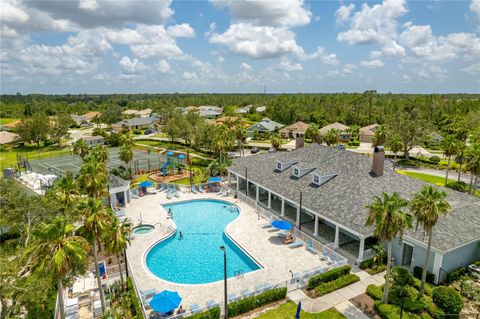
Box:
xmin=29 ymin=148 xmax=166 ymax=177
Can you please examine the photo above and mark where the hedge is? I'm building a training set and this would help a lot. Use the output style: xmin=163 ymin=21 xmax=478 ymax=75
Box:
xmin=412 ymin=278 xmax=433 ymax=296
xmin=227 ymin=287 xmax=287 ymax=317
xmin=126 ymin=277 xmax=143 ymax=319
xmin=366 ymin=284 xmax=383 ymax=300
xmin=359 ymin=258 xmax=374 ymax=270
xmin=367 ymin=264 xmax=387 ymax=275
xmin=423 ymin=296 xmax=445 ymax=319
xmin=391 ymin=266 xmax=414 ymax=286
xmin=413 ymin=266 xmax=435 ymax=284
xmin=374 ymin=301 xmax=423 ymax=319
xmin=446 ymin=266 xmax=468 ymax=283
xmin=307 ymin=265 xmax=351 ymax=290
xmin=185 ymin=307 xmax=220 ymax=319
xmin=432 ymin=286 xmax=464 ymax=315
xmin=314 ymin=274 xmax=360 ymax=296
xmin=446 ymin=181 xmax=468 ymax=193
xmin=388 ymin=286 xmax=425 ymax=313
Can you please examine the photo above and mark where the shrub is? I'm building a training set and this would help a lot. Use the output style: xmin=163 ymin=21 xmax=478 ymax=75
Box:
xmin=388 ymin=286 xmax=425 ymax=313
xmin=367 ymin=264 xmax=387 ymax=275
xmin=126 ymin=277 xmax=143 ymax=319
xmin=307 ymin=265 xmax=351 ymax=290
xmin=412 ymin=278 xmax=433 ymax=296
xmin=432 ymin=286 xmax=463 ymax=315
xmin=446 ymin=267 xmax=468 ymax=283
xmin=314 ymin=274 xmax=360 ymax=296
xmin=366 ymin=284 xmax=383 ymax=300
xmin=191 ymin=157 xmax=211 ymax=167
xmin=185 ymin=307 xmax=220 ymax=319
xmin=359 ymin=258 xmax=374 ymax=270
xmin=374 ymin=300 xmax=422 ymax=319
xmin=446 ymin=181 xmax=468 ymax=193
xmin=391 ymin=266 xmax=414 ymax=286
xmin=429 ymin=156 xmax=441 ymax=164
xmin=397 ymin=159 xmax=420 ymax=167
xmin=413 ymin=266 xmax=435 ymax=284
xmin=423 ymin=295 xmax=445 ymax=319
xmin=227 ymin=287 xmax=287 ymax=317
xmin=133 ymin=129 xmax=142 ymax=135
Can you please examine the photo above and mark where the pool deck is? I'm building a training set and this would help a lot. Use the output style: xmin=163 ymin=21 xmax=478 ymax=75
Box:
xmin=125 ymin=190 xmax=329 ymax=313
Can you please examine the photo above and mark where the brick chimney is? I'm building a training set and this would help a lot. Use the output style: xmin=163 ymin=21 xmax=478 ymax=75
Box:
xmin=371 ymin=146 xmax=385 ymax=177
xmin=295 ymin=132 xmax=305 ymax=149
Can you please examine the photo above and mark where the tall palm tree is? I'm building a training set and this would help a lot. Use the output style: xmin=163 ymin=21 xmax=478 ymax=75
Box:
xmin=454 ymin=142 xmax=467 ymax=182
xmin=324 ymin=129 xmax=339 ymax=146
xmin=410 ymin=186 xmax=450 ymax=296
xmin=119 ymin=143 xmax=134 ymax=178
xmin=73 ymin=139 xmax=90 ymax=159
xmin=50 ymin=172 xmax=78 ymax=219
xmin=103 ymin=218 xmax=132 ymax=291
xmin=78 ymin=157 xmax=109 ymax=199
xmin=365 ymin=192 xmax=412 ymax=304
xmin=306 ymin=125 xmax=322 ymax=144
xmin=213 ymin=125 xmax=234 ymax=163
xmin=91 ymin=144 xmax=109 ymax=164
xmin=78 ymin=198 xmax=114 ymax=313
xmin=386 ymin=134 xmax=404 ymax=171
xmin=466 ymin=143 xmax=480 ymax=194
xmin=28 ymin=217 xmax=90 ymax=319
xmin=270 ymin=134 xmax=282 ymax=151
xmin=235 ymin=125 xmax=247 ymax=157
xmin=372 ymin=125 xmax=388 ymax=147
xmin=440 ymin=135 xmax=458 ymax=185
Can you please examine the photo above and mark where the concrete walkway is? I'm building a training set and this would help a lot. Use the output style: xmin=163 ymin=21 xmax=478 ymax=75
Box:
xmin=287 ymin=268 xmax=385 ymax=316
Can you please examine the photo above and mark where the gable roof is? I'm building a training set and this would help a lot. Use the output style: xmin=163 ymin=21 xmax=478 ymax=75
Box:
xmin=228 ymin=144 xmax=480 ymax=252
xmin=359 ymin=124 xmax=380 ymax=136
xmin=280 ymin=121 xmax=311 ymax=134
xmin=122 ymin=109 xmax=138 ymax=115
xmin=136 ymin=108 xmax=152 ymax=115
xmin=247 ymin=118 xmax=284 ymax=132
xmin=319 ymin=122 xmax=350 ymax=135
xmin=115 ymin=117 xmax=156 ymax=127
xmin=0 ymin=131 xmax=19 ymax=144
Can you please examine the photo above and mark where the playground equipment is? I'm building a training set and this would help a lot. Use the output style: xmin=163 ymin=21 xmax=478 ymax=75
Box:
xmin=160 ymin=151 xmax=188 ymax=177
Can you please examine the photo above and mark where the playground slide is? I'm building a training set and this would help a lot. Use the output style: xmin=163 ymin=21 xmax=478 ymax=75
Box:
xmin=161 ymin=160 xmax=170 ymax=176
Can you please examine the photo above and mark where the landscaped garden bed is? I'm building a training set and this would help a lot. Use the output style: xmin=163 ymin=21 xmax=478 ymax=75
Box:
xmin=304 ymin=265 xmax=360 ymax=298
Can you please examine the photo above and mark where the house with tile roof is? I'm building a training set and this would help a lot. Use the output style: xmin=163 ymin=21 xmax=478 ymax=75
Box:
xmin=359 ymin=124 xmax=380 ymax=143
xmin=279 ymin=121 xmax=311 ymax=139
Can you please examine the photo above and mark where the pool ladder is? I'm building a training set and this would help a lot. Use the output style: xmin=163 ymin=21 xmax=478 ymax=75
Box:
xmin=234 ymin=270 xmax=244 ymax=279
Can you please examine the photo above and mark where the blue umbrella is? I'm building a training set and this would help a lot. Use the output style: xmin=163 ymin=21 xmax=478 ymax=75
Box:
xmin=295 ymin=301 xmax=302 ymax=319
xmin=140 ymin=181 xmax=154 ymax=187
xmin=166 ymin=151 xmax=174 ymax=156
xmin=149 ymin=290 xmax=182 ymax=314
xmin=208 ymin=177 xmax=221 ymax=183
xmin=271 ymin=220 xmax=293 ymax=231
xmin=177 ymin=154 xmax=185 ymax=159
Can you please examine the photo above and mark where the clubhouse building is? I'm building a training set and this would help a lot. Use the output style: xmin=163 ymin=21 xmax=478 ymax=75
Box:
xmin=226 ymin=142 xmax=480 ymax=283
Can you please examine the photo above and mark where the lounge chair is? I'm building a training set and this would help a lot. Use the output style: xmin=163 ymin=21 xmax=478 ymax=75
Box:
xmin=197 ymin=185 xmax=205 ymax=193
xmin=130 ymin=189 xmax=139 ymax=199
xmin=306 ymin=240 xmax=317 ymax=254
xmin=227 ymin=293 xmax=239 ymax=302
xmin=255 ymin=283 xmax=270 ymax=293
xmin=241 ymin=289 xmax=252 ymax=297
xmin=287 ymin=237 xmax=304 ymax=248
xmin=174 ymin=191 xmax=180 ymax=198
xmin=157 ymin=183 xmax=165 ymax=191
xmin=191 ymin=186 xmax=197 ymax=194
xmin=206 ymin=299 xmax=218 ymax=309
xmin=262 ymin=219 xmax=274 ymax=228
xmin=166 ymin=190 xmax=173 ymax=199
xmin=189 ymin=304 xmax=201 ymax=314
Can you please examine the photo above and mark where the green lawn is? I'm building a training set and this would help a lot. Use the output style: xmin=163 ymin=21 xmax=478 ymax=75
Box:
xmin=397 ymin=170 xmax=453 ymax=186
xmin=0 ymin=118 xmax=18 ymax=125
xmin=0 ymin=145 xmax=71 ymax=173
xmin=255 ymin=302 xmax=346 ymax=319
xmin=133 ymin=140 xmax=212 ymax=158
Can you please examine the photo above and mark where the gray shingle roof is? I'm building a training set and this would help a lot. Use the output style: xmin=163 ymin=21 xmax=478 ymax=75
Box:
xmin=117 ymin=117 xmax=156 ymax=127
xmin=229 ymin=144 xmax=480 ymax=252
xmin=247 ymin=118 xmax=284 ymax=132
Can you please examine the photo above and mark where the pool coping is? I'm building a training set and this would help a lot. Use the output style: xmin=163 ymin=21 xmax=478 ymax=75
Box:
xmin=140 ymin=197 xmax=265 ymax=287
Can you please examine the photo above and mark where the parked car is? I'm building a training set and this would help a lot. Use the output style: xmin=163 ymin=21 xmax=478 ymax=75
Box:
xmin=250 ymin=147 xmax=260 ymax=154
xmin=336 ymin=144 xmax=346 ymax=150
xmin=144 ymin=129 xmax=155 ymax=135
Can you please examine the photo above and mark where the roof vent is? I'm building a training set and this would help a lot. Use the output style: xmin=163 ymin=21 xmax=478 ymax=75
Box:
xmin=275 ymin=160 xmax=297 ymax=172
xmin=311 ymin=172 xmax=337 ymax=187
xmin=291 ymin=165 xmax=315 ymax=178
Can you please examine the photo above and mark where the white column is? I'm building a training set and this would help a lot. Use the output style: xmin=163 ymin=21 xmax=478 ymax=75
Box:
xmin=227 ymin=171 xmax=231 ymax=184
xmin=313 ymin=215 xmax=319 ymax=236
xmin=124 ymin=190 xmax=128 ymax=204
xmin=267 ymin=191 xmax=271 ymax=209
xmin=432 ymin=252 xmax=444 ymax=284
xmin=236 ymin=175 xmax=240 ymax=190
xmin=357 ymin=237 xmax=365 ymax=262
xmin=296 ymin=205 xmax=300 ymax=227
xmin=334 ymin=225 xmax=340 ymax=248
xmin=255 ymin=185 xmax=259 ymax=202
xmin=281 ymin=198 xmax=285 ymax=216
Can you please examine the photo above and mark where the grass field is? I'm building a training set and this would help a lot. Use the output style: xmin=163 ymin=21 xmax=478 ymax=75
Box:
xmin=0 ymin=118 xmax=19 ymax=125
xmin=0 ymin=145 xmax=71 ymax=173
xmin=255 ymin=302 xmax=346 ymax=319
xmin=397 ymin=170 xmax=453 ymax=186
xmin=133 ymin=139 xmax=212 ymax=158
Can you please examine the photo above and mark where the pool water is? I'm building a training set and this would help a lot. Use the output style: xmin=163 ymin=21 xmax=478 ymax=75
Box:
xmin=133 ymin=225 xmax=155 ymax=234
xmin=146 ymin=199 xmax=261 ymax=284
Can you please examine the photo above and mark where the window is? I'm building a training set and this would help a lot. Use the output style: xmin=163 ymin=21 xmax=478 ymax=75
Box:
xmin=294 ymin=168 xmax=299 ymax=176
xmin=313 ymin=175 xmax=319 ymax=184
xmin=277 ymin=162 xmax=282 ymax=170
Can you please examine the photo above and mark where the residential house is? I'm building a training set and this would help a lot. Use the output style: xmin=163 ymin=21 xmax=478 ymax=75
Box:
xmin=256 ymin=106 xmax=267 ymax=113
xmin=0 ymin=131 xmax=19 ymax=144
xmin=235 ymin=105 xmax=253 ymax=115
xmin=112 ymin=117 xmax=157 ymax=132
xmin=227 ymin=143 xmax=480 ymax=283
xmin=71 ymin=114 xmax=91 ymax=126
xmin=80 ymin=135 xmax=104 ymax=147
xmin=122 ymin=109 xmax=139 ymax=117
xmin=246 ymin=118 xmax=284 ymax=137
xmin=136 ymin=109 xmax=152 ymax=118
xmin=279 ymin=121 xmax=311 ymax=139
xmin=319 ymin=122 xmax=351 ymax=142
xmin=359 ymin=124 xmax=380 ymax=143
xmin=199 ymin=109 xmax=222 ymax=118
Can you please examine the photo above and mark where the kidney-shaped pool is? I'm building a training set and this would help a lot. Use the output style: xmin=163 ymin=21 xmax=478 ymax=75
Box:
xmin=145 ymin=199 xmax=261 ymax=284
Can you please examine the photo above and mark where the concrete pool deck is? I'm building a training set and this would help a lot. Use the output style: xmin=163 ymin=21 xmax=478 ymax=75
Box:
xmin=125 ymin=190 xmax=331 ymax=313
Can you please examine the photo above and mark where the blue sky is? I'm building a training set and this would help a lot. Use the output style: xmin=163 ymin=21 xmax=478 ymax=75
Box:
xmin=1 ymin=0 xmax=479 ymax=94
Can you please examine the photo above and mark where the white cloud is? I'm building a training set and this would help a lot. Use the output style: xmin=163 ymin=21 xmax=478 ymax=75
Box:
xmin=411 ymin=64 xmax=448 ymax=80
xmin=361 ymin=59 xmax=385 ymax=68
xmin=119 ymin=56 xmax=147 ymax=74
xmin=210 ymin=0 xmax=311 ymax=27
xmin=335 ymin=4 xmax=355 ymax=25
xmin=462 ymin=63 xmax=480 ymax=75
xmin=155 ymin=59 xmax=171 ymax=74
xmin=327 ymin=63 xmax=357 ymax=77
xmin=217 ymin=56 xmax=225 ymax=63
xmin=240 ymin=62 xmax=251 ymax=71
xmin=192 ymin=59 xmax=213 ymax=73
xmin=1 ymin=0 xmax=29 ymax=24
xmin=471 ymin=0 xmax=480 ymax=28
xmin=167 ymin=23 xmax=195 ymax=38
xmin=209 ymin=23 xmax=304 ymax=59
xmin=92 ymin=72 xmax=110 ymax=80
xmin=308 ymin=46 xmax=340 ymax=65
xmin=78 ymin=0 xmax=100 ymax=11
xmin=276 ymin=60 xmax=303 ymax=71
xmin=182 ymin=71 xmax=198 ymax=81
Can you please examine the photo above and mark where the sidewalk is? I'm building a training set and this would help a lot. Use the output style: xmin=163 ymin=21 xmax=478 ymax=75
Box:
xmin=287 ymin=268 xmax=385 ymax=317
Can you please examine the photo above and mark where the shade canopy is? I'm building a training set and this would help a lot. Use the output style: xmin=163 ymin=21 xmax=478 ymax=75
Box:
xmin=208 ymin=177 xmax=221 ymax=182
xmin=271 ymin=220 xmax=293 ymax=231
xmin=140 ymin=181 xmax=154 ymax=187
xmin=149 ymin=290 xmax=182 ymax=314
xmin=177 ymin=154 xmax=185 ymax=159
xmin=166 ymin=151 xmax=174 ymax=156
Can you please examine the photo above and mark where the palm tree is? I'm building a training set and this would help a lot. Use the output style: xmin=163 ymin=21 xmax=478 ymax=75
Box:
xmin=410 ymin=186 xmax=451 ymax=296
xmin=324 ymin=129 xmax=339 ymax=146
xmin=78 ymin=157 xmax=109 ymax=199
xmin=50 ymin=172 xmax=78 ymax=219
xmin=454 ymin=142 xmax=467 ymax=182
xmin=466 ymin=143 xmax=480 ymax=194
xmin=386 ymin=134 xmax=404 ymax=171
xmin=372 ymin=125 xmax=388 ymax=147
xmin=440 ymin=135 xmax=458 ymax=185
xmin=306 ymin=125 xmax=322 ymax=144
xmin=235 ymin=125 xmax=247 ymax=157
xmin=28 ymin=217 xmax=90 ymax=319
xmin=270 ymin=134 xmax=281 ymax=151
xmin=73 ymin=139 xmax=90 ymax=159
xmin=365 ymin=192 xmax=412 ymax=304
xmin=213 ymin=125 xmax=234 ymax=163
xmin=78 ymin=198 xmax=114 ymax=314
xmin=90 ymin=144 xmax=109 ymax=164
xmin=119 ymin=143 xmax=134 ymax=178
xmin=103 ymin=218 xmax=132 ymax=291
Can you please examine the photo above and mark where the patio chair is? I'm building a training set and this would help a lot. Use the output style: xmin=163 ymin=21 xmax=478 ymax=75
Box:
xmin=157 ymin=183 xmax=165 ymax=191
xmin=241 ymin=289 xmax=253 ymax=297
xmin=206 ymin=299 xmax=218 ymax=309
xmin=254 ymin=283 xmax=270 ymax=293
xmin=191 ymin=186 xmax=197 ymax=194
xmin=174 ymin=191 xmax=180 ymax=198
xmin=287 ymin=238 xmax=304 ymax=248
xmin=197 ymin=185 xmax=205 ymax=193
xmin=189 ymin=304 xmax=201 ymax=314
xmin=166 ymin=190 xmax=173 ymax=200
xmin=227 ymin=293 xmax=239 ymax=302
xmin=130 ymin=189 xmax=139 ymax=199
xmin=306 ymin=240 xmax=317 ymax=254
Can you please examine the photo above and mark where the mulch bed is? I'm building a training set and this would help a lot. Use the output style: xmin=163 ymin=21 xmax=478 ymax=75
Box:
xmin=350 ymin=293 xmax=382 ymax=319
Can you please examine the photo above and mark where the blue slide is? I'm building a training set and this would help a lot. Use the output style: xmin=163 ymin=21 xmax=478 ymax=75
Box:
xmin=161 ymin=160 xmax=170 ymax=176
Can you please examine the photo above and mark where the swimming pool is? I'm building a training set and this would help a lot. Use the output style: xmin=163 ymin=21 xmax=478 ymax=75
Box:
xmin=145 ymin=199 xmax=261 ymax=284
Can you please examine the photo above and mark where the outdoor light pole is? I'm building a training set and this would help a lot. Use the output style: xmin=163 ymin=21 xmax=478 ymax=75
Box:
xmin=299 ymin=191 xmax=303 ymax=231
xmin=245 ymin=167 xmax=248 ymax=197
xmin=220 ymin=246 xmax=228 ymax=319
xmin=188 ymin=148 xmax=192 ymax=186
